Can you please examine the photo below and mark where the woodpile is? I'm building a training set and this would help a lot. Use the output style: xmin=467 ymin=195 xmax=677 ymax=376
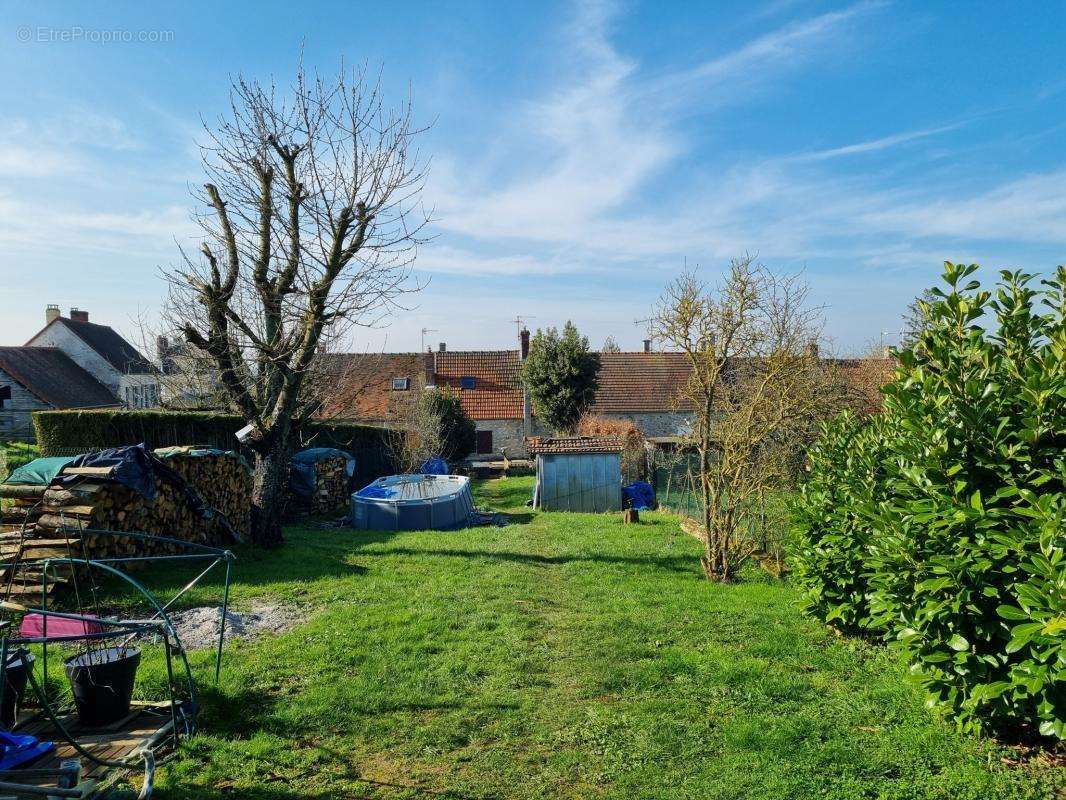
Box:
xmin=154 ymin=447 xmax=252 ymax=539
xmin=0 ymin=449 xmax=251 ymax=584
xmin=287 ymin=453 xmax=351 ymax=517
xmin=308 ymin=454 xmax=351 ymax=514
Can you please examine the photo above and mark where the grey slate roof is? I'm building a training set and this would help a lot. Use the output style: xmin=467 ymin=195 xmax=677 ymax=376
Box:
xmin=27 ymin=318 xmax=155 ymax=374
xmin=0 ymin=347 xmax=121 ymax=408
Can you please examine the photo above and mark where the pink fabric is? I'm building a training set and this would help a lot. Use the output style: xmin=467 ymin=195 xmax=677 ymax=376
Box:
xmin=19 ymin=613 xmax=104 ymax=640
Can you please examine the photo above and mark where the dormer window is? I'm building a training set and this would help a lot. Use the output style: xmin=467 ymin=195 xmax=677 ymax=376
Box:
xmin=392 ymin=377 xmax=410 ymax=391
xmin=460 ymin=376 xmax=476 ymax=390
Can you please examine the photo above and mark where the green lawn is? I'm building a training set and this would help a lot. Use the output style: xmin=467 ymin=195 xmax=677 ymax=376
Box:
xmin=1 ymin=440 xmax=39 ymax=480
xmin=107 ymin=476 xmax=1061 ymax=798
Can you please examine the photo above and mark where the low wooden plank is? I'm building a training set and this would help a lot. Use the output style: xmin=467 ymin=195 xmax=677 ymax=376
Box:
xmin=59 ymin=467 xmax=114 ymax=477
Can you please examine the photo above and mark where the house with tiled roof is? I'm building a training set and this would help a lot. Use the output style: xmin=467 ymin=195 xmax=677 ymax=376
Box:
xmin=0 ymin=346 xmax=121 ymax=441
xmin=322 ymin=333 xmax=695 ymax=457
xmin=323 ymin=331 xmax=895 ymax=458
xmin=25 ymin=306 xmax=161 ymax=409
xmin=320 ymin=338 xmax=541 ymax=456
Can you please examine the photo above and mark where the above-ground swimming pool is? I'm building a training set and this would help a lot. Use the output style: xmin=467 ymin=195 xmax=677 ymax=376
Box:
xmin=350 ymin=474 xmax=475 ymax=531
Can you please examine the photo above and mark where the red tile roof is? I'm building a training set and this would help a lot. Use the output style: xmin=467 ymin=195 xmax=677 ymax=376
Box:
xmin=321 ymin=350 xmax=895 ymax=424
xmin=526 ymin=436 xmax=625 ymax=455
xmin=825 ymin=358 xmax=895 ymax=413
xmin=317 ymin=353 xmax=427 ymax=422
xmin=435 ymin=351 xmax=524 ymax=420
xmin=592 ymin=352 xmax=694 ymax=413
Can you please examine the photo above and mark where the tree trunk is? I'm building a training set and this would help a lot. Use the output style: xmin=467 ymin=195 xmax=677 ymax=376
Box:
xmin=699 ymin=445 xmax=717 ymax=581
xmin=250 ymin=439 xmax=290 ymax=548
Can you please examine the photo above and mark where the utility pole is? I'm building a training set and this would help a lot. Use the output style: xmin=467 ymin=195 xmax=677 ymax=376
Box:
xmin=421 ymin=327 xmax=438 ymax=353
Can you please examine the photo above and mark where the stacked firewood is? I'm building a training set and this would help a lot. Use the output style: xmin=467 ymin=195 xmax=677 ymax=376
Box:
xmin=286 ymin=453 xmax=351 ymax=517
xmin=308 ymin=454 xmax=351 ymax=514
xmin=0 ymin=449 xmax=251 ymax=567
xmin=155 ymin=448 xmax=252 ymax=539
xmin=0 ymin=484 xmax=46 ymax=535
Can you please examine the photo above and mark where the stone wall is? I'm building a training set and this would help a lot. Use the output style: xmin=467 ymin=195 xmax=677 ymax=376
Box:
xmin=0 ymin=367 xmax=52 ymax=442
xmin=472 ymin=418 xmax=552 ymax=458
xmin=601 ymin=411 xmax=692 ymax=438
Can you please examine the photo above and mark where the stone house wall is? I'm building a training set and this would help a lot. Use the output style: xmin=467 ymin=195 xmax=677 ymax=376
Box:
xmin=601 ymin=411 xmax=692 ymax=438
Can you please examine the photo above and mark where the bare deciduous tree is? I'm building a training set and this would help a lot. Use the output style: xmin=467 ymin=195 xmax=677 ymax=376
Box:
xmin=648 ymin=256 xmax=849 ymax=581
xmin=163 ymin=64 xmax=428 ymax=547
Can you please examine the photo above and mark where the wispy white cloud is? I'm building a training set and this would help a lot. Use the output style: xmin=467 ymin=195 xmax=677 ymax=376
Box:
xmin=428 ymin=0 xmax=1066 ymax=289
xmin=0 ymin=191 xmax=196 ymax=258
xmin=788 ymin=122 xmax=966 ymax=162
xmin=860 ymin=169 xmax=1066 ymax=243
xmin=413 ymin=245 xmax=580 ymax=276
xmin=431 ymin=0 xmax=892 ymax=254
xmin=0 ymin=111 xmax=142 ymax=177
xmin=640 ymin=0 xmax=884 ymax=104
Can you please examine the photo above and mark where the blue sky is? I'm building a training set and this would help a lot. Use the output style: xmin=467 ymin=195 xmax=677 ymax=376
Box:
xmin=0 ymin=0 xmax=1064 ymax=355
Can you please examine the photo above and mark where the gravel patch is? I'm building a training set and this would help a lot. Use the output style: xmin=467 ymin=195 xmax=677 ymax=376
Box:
xmin=161 ymin=602 xmax=305 ymax=650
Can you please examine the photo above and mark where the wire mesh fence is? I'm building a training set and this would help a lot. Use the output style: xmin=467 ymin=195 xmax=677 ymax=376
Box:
xmin=649 ymin=450 xmax=701 ymax=518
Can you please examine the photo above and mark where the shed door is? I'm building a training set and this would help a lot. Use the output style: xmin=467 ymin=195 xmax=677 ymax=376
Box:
xmin=476 ymin=430 xmax=493 ymax=455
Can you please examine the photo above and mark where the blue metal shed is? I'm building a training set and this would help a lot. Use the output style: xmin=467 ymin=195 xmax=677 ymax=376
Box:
xmin=528 ymin=436 xmax=625 ymax=513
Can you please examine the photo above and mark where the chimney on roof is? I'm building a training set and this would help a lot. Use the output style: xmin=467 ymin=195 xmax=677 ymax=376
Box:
xmin=70 ymin=308 xmax=89 ymax=323
xmin=520 ymin=329 xmax=530 ymax=360
xmin=807 ymin=340 xmax=819 ymax=359
xmin=643 ymin=339 xmax=652 ymax=353
xmin=424 ymin=350 xmax=436 ymax=388
xmin=45 ymin=304 xmax=61 ymax=324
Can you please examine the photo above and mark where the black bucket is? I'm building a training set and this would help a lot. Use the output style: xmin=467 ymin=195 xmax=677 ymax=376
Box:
xmin=64 ymin=647 xmax=141 ymax=728
xmin=2 ymin=652 xmax=35 ymax=728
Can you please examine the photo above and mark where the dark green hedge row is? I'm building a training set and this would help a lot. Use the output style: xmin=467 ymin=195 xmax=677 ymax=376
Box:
xmin=32 ymin=409 xmax=396 ymax=480
xmin=791 ymin=263 xmax=1065 ymax=742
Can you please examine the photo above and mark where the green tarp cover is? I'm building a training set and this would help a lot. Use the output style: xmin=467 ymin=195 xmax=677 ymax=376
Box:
xmin=5 ymin=456 xmax=77 ymax=486
xmin=154 ymin=446 xmax=253 ymax=475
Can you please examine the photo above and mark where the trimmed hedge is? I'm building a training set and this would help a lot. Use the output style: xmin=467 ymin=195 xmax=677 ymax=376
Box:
xmin=32 ymin=409 xmax=397 ymax=483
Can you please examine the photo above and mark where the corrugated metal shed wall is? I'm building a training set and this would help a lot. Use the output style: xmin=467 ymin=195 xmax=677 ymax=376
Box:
xmin=536 ymin=452 xmax=622 ymax=512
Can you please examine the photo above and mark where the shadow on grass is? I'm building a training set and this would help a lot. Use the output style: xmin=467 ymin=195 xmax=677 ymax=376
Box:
xmin=374 ymin=546 xmax=701 ymax=574
xmin=80 ymin=530 xmax=403 ymax=607
xmin=155 ymin=778 xmax=492 ymax=800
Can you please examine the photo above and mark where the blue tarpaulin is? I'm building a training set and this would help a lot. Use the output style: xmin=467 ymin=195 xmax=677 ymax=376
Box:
xmin=419 ymin=458 xmax=448 ymax=475
xmin=61 ymin=443 xmax=160 ymax=499
xmin=355 ymin=484 xmax=396 ymax=499
xmin=289 ymin=448 xmax=356 ymax=498
xmin=622 ymin=480 xmax=655 ymax=511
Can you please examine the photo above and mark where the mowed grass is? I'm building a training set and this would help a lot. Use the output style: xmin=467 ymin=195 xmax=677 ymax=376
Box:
xmin=107 ymin=476 xmax=1061 ymax=799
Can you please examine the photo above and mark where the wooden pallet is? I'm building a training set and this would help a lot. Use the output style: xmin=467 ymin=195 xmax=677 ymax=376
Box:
xmin=0 ymin=702 xmax=180 ymax=797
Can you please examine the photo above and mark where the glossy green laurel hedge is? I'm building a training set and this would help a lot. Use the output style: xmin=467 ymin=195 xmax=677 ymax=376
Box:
xmin=790 ymin=411 xmax=889 ymax=635
xmin=793 ymin=263 xmax=1065 ymax=741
